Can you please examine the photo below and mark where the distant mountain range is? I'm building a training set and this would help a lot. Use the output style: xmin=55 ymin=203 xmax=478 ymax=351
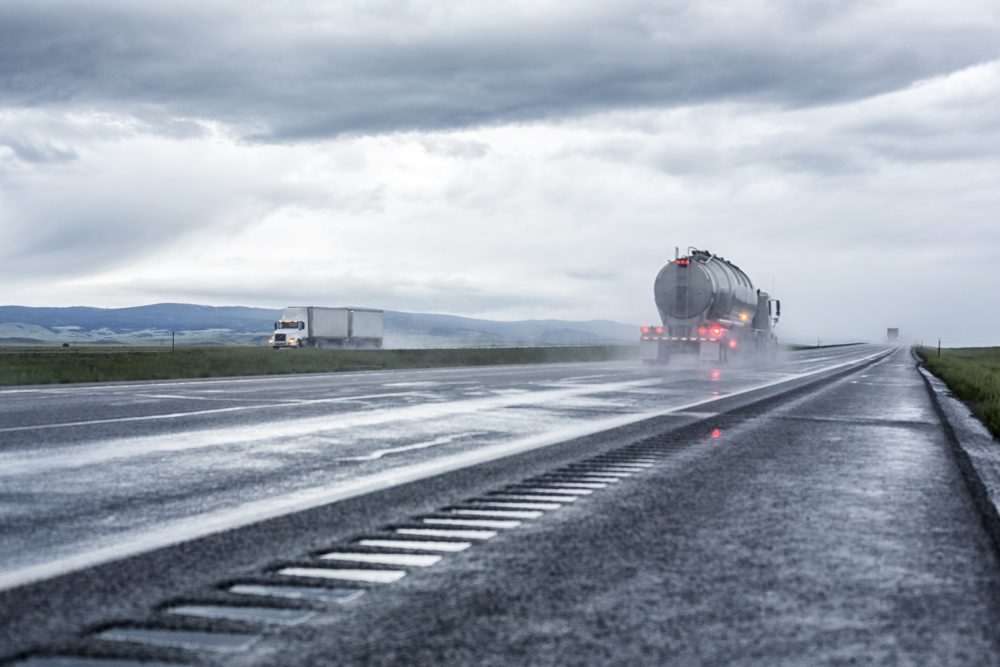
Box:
xmin=0 ymin=303 xmax=636 ymax=348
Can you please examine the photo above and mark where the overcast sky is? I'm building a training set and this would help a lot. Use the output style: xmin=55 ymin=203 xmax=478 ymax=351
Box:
xmin=1 ymin=1 xmax=998 ymax=345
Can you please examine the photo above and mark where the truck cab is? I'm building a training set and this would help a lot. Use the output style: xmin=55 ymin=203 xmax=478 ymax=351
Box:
xmin=269 ymin=319 xmax=306 ymax=348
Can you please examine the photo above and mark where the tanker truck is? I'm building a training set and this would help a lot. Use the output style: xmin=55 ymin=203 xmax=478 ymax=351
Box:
xmin=269 ymin=306 xmax=383 ymax=349
xmin=639 ymin=248 xmax=780 ymax=363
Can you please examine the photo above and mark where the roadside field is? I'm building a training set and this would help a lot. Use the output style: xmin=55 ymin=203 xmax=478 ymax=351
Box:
xmin=0 ymin=345 xmax=637 ymax=386
xmin=917 ymin=346 xmax=1000 ymax=438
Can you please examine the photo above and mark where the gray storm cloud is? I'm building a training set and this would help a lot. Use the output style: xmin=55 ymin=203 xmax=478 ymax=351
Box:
xmin=0 ymin=1 xmax=997 ymax=141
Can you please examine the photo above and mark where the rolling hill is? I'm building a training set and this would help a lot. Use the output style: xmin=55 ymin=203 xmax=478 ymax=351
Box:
xmin=0 ymin=304 xmax=636 ymax=348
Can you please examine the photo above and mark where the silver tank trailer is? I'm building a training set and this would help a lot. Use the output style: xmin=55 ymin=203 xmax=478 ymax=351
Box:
xmin=654 ymin=249 xmax=757 ymax=330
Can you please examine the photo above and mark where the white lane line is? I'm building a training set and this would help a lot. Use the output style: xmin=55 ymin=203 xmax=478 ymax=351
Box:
xmin=0 ymin=391 xmax=424 ymax=435
xmin=0 ymin=348 xmax=891 ymax=592
xmin=789 ymin=355 xmax=840 ymax=364
xmin=0 ymin=379 xmax=665 ymax=475
xmin=336 ymin=432 xmax=483 ymax=462
xmin=128 ymin=392 xmax=308 ymax=404
xmin=553 ymin=373 xmax=628 ymax=383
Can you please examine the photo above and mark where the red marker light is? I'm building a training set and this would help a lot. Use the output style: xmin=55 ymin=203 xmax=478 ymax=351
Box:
xmin=711 ymin=370 xmax=721 ymax=380
xmin=729 ymin=340 xmax=737 ymax=349
xmin=711 ymin=428 xmax=721 ymax=439
xmin=697 ymin=327 xmax=707 ymax=336
xmin=676 ymin=258 xmax=689 ymax=267
xmin=641 ymin=326 xmax=650 ymax=334
xmin=711 ymin=326 xmax=722 ymax=337
xmin=655 ymin=326 xmax=664 ymax=335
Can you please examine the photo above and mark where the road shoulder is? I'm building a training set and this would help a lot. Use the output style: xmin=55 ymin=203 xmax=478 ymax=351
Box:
xmin=917 ymin=351 xmax=1000 ymax=553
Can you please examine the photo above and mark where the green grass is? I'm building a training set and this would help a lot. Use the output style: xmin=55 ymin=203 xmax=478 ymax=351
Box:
xmin=0 ymin=345 xmax=637 ymax=386
xmin=916 ymin=346 xmax=1000 ymax=438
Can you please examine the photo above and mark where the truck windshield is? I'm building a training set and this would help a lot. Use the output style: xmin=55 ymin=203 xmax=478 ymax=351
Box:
xmin=277 ymin=320 xmax=303 ymax=330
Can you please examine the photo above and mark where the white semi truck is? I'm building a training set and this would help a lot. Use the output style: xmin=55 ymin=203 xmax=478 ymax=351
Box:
xmin=269 ymin=306 xmax=383 ymax=349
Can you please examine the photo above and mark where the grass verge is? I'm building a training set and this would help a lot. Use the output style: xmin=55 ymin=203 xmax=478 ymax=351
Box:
xmin=0 ymin=345 xmax=637 ymax=387
xmin=916 ymin=346 xmax=1000 ymax=438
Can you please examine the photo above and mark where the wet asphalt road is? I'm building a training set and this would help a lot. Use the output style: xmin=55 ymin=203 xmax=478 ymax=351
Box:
xmin=0 ymin=345 xmax=872 ymax=590
xmin=3 ymin=345 xmax=999 ymax=665
xmin=236 ymin=347 xmax=1000 ymax=665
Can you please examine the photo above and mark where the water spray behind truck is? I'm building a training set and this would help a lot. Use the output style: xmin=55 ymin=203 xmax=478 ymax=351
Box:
xmin=640 ymin=248 xmax=780 ymax=363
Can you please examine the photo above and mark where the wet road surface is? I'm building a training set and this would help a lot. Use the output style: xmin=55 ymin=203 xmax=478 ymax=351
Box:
xmin=0 ymin=345 xmax=878 ymax=590
xmin=237 ymin=347 xmax=1000 ymax=665
xmin=4 ymin=345 xmax=999 ymax=665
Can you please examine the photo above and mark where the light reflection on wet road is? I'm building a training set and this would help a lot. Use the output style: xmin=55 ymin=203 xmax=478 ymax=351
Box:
xmin=0 ymin=345 xmax=881 ymax=588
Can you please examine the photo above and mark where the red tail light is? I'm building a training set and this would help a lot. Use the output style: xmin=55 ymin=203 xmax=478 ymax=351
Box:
xmin=641 ymin=326 xmax=650 ymax=334
xmin=710 ymin=326 xmax=723 ymax=337
xmin=655 ymin=326 xmax=664 ymax=335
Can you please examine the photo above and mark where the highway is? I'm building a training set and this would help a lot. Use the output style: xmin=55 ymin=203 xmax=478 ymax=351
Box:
xmin=2 ymin=345 xmax=998 ymax=665
xmin=0 ymin=345 xmax=876 ymax=590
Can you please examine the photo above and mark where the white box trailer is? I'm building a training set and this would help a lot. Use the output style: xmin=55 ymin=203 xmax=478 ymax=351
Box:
xmin=269 ymin=306 xmax=383 ymax=349
xmin=309 ymin=307 xmax=350 ymax=339
xmin=350 ymin=309 xmax=383 ymax=339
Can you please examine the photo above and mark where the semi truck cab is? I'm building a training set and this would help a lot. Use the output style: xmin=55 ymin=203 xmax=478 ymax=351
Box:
xmin=269 ymin=319 xmax=306 ymax=348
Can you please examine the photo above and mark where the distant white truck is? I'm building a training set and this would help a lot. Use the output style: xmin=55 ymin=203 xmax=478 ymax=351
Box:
xmin=269 ymin=306 xmax=383 ymax=349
